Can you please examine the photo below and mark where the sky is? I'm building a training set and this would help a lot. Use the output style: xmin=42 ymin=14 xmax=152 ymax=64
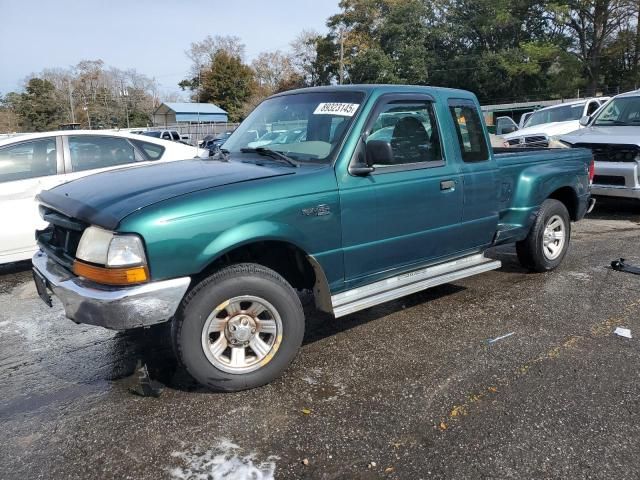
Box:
xmin=0 ymin=0 xmax=341 ymax=97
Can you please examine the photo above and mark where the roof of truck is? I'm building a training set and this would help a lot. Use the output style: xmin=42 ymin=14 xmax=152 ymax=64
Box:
xmin=271 ymin=84 xmax=477 ymax=100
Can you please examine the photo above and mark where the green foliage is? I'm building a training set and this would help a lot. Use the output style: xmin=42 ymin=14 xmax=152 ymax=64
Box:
xmin=201 ymin=50 xmax=257 ymax=122
xmin=15 ymin=78 xmax=65 ymax=132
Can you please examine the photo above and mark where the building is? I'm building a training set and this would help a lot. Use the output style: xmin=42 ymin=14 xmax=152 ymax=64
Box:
xmin=152 ymin=102 xmax=228 ymax=126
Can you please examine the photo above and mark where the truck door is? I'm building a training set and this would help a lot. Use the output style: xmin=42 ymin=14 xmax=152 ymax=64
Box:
xmin=338 ymin=95 xmax=466 ymax=287
xmin=447 ymin=99 xmax=500 ymax=250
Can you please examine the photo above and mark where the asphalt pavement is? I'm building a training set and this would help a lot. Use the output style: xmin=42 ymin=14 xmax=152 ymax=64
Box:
xmin=1 ymin=197 xmax=639 ymax=479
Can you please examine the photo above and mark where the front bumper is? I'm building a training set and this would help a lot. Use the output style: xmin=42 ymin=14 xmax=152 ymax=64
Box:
xmin=592 ymin=161 xmax=640 ymax=199
xmin=32 ymin=251 xmax=190 ymax=330
xmin=591 ymin=185 xmax=640 ymax=200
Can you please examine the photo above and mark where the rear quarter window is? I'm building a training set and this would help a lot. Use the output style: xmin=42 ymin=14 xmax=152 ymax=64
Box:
xmin=132 ymin=140 xmax=165 ymax=160
xmin=448 ymin=100 xmax=489 ymax=162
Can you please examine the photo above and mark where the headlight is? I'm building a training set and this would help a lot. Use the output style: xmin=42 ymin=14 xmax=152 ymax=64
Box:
xmin=76 ymin=226 xmax=146 ymax=267
xmin=74 ymin=226 xmax=149 ymax=285
xmin=547 ymin=137 xmax=572 ymax=149
xmin=107 ymin=235 xmax=146 ymax=266
xmin=75 ymin=226 xmax=113 ymax=265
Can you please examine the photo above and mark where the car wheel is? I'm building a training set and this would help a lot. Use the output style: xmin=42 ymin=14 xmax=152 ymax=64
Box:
xmin=516 ymin=199 xmax=571 ymax=272
xmin=172 ymin=263 xmax=304 ymax=391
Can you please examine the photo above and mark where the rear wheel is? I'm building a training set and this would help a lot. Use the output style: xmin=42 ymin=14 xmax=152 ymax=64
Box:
xmin=172 ymin=263 xmax=304 ymax=391
xmin=516 ymin=199 xmax=571 ymax=272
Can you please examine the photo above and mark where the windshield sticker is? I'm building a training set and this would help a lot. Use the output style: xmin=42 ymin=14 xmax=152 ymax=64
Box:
xmin=313 ymin=103 xmax=360 ymax=116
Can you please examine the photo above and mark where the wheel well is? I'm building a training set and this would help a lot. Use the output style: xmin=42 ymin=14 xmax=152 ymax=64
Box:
xmin=548 ymin=187 xmax=578 ymax=221
xmin=195 ymin=241 xmax=317 ymax=292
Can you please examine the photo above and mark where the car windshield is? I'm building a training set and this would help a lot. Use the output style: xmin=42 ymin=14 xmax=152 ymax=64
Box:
xmin=222 ymin=91 xmax=365 ymax=163
xmin=142 ymin=131 xmax=162 ymax=138
xmin=524 ymin=103 xmax=585 ymax=127
xmin=593 ymin=96 xmax=640 ymax=126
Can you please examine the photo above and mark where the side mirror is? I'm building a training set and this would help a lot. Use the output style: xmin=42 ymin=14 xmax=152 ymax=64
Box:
xmin=366 ymin=140 xmax=394 ymax=166
xmin=579 ymin=115 xmax=591 ymax=127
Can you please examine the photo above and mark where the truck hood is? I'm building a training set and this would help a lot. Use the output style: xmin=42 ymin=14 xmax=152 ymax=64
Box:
xmin=38 ymin=159 xmax=295 ymax=230
xmin=503 ymin=120 xmax=581 ymax=140
xmin=560 ymin=126 xmax=640 ymax=146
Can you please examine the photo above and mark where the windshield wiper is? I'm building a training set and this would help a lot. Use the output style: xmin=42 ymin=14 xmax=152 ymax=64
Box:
xmin=594 ymin=119 xmax=629 ymax=125
xmin=240 ymin=147 xmax=298 ymax=167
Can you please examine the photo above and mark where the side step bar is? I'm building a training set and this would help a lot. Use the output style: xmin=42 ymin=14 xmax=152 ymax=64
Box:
xmin=332 ymin=253 xmax=501 ymax=318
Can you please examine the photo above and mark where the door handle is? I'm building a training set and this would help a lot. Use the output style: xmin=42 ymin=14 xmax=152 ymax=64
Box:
xmin=440 ymin=180 xmax=456 ymax=191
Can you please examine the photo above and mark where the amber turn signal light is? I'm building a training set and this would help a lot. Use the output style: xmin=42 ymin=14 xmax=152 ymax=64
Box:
xmin=73 ymin=261 xmax=149 ymax=285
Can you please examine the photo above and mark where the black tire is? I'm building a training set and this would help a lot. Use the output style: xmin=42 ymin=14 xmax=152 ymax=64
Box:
xmin=516 ymin=199 xmax=571 ymax=272
xmin=172 ymin=263 xmax=304 ymax=392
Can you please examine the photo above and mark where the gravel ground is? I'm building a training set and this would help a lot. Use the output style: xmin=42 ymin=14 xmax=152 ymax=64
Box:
xmin=1 ymin=197 xmax=639 ymax=479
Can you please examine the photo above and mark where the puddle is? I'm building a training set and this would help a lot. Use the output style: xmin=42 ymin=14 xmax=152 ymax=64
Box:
xmin=169 ymin=439 xmax=277 ymax=480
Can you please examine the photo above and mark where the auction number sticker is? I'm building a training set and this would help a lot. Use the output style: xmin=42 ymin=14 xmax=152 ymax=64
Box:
xmin=313 ymin=103 xmax=360 ymax=116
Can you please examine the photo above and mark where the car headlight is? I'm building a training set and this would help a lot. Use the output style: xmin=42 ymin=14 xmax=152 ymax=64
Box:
xmin=74 ymin=226 xmax=149 ymax=285
xmin=547 ymin=137 xmax=572 ymax=149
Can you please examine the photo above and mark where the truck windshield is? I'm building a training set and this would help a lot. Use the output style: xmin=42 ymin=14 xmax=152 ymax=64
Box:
xmin=524 ymin=103 xmax=585 ymax=128
xmin=593 ymin=96 xmax=640 ymax=126
xmin=222 ymin=91 xmax=365 ymax=163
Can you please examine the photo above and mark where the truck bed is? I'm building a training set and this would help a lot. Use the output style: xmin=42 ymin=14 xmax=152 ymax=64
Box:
xmin=491 ymin=146 xmax=592 ymax=245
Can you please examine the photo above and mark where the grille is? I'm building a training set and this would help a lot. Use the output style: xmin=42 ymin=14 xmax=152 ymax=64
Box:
xmin=506 ymin=136 xmax=549 ymax=148
xmin=36 ymin=207 xmax=87 ymax=270
xmin=593 ymin=175 xmax=625 ymax=186
xmin=524 ymin=136 xmax=549 ymax=147
xmin=574 ymin=143 xmax=640 ymax=162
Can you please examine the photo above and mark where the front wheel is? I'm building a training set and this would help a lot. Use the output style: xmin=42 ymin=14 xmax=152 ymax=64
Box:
xmin=516 ymin=199 xmax=571 ymax=272
xmin=172 ymin=263 xmax=304 ymax=391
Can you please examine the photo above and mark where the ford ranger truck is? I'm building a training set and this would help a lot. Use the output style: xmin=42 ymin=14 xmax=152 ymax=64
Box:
xmin=32 ymin=85 xmax=595 ymax=391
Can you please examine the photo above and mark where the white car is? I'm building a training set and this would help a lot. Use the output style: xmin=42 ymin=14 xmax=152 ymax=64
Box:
xmin=503 ymin=97 xmax=609 ymax=147
xmin=0 ymin=130 xmax=206 ymax=264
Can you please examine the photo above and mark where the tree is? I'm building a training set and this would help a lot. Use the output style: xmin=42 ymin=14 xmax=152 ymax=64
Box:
xmin=200 ymin=50 xmax=257 ymax=121
xmin=290 ymin=30 xmax=322 ymax=85
xmin=0 ymin=92 xmax=19 ymax=132
xmin=251 ymin=51 xmax=297 ymax=93
xmin=180 ymin=35 xmax=246 ymax=93
xmin=551 ymin=0 xmax=631 ymax=95
xmin=14 ymin=78 xmax=65 ymax=131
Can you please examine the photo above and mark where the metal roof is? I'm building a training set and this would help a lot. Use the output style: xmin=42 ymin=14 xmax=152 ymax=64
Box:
xmin=175 ymin=113 xmax=228 ymax=123
xmin=157 ymin=102 xmax=227 ymax=114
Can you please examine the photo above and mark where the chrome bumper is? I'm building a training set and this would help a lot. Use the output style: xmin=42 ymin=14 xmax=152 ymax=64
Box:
xmin=32 ymin=251 xmax=190 ymax=330
xmin=591 ymin=185 xmax=640 ymax=200
xmin=592 ymin=161 xmax=640 ymax=199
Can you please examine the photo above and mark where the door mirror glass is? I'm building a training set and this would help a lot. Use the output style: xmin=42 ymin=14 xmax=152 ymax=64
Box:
xmin=579 ymin=115 xmax=591 ymax=126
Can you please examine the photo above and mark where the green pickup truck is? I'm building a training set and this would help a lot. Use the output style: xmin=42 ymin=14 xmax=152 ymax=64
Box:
xmin=32 ymin=85 xmax=594 ymax=391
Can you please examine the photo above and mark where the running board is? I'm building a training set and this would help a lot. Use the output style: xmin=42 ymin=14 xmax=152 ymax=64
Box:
xmin=332 ymin=253 xmax=501 ymax=318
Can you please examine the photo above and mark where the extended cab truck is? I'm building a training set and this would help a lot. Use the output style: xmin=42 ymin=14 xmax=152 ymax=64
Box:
xmin=32 ymin=85 xmax=594 ymax=391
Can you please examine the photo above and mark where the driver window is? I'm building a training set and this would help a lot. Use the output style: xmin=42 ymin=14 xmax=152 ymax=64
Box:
xmin=586 ymin=101 xmax=599 ymax=116
xmin=366 ymin=101 xmax=442 ymax=166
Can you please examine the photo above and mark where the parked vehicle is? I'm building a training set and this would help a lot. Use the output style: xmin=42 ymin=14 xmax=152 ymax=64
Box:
xmin=32 ymin=85 xmax=593 ymax=391
xmin=519 ymin=111 xmax=533 ymax=129
xmin=0 ymin=130 xmax=206 ymax=264
xmin=560 ymin=90 xmax=640 ymax=200
xmin=503 ymin=98 xmax=608 ymax=147
xmin=200 ymin=131 xmax=234 ymax=155
xmin=246 ymin=128 xmax=306 ymax=149
xmin=142 ymin=129 xmax=182 ymax=142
